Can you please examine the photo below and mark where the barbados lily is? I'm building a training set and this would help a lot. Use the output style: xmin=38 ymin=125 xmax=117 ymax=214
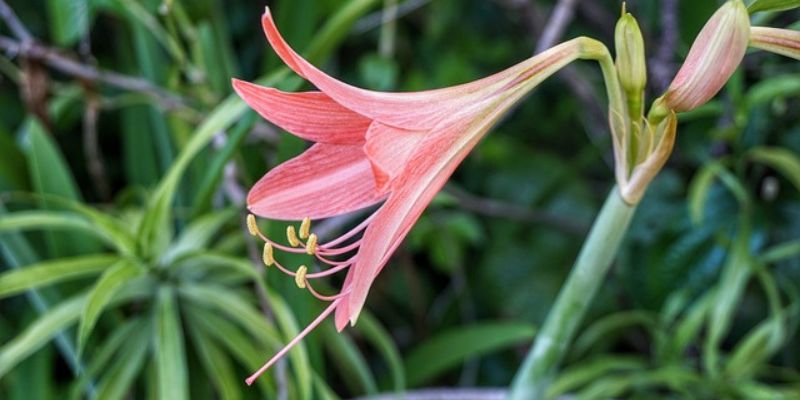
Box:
xmin=235 ymin=7 xmax=619 ymax=384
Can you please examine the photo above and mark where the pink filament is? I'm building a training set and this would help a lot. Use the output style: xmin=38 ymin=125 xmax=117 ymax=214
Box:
xmin=321 ymin=213 xmax=376 ymax=248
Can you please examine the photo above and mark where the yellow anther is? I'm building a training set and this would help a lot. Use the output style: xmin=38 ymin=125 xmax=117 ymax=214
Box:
xmin=287 ymin=226 xmax=300 ymax=247
xmin=246 ymin=214 xmax=259 ymax=237
xmin=299 ymin=217 xmax=311 ymax=239
xmin=262 ymin=243 xmax=274 ymax=267
xmin=295 ymin=265 xmax=307 ymax=289
xmin=306 ymin=233 xmax=318 ymax=255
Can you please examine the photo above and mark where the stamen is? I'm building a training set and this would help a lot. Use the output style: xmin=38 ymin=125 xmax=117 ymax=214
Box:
xmin=287 ymin=226 xmax=300 ymax=247
xmin=306 ymin=280 xmax=351 ymax=301
xmin=322 ymin=213 xmax=377 ymax=248
xmin=295 ymin=265 xmax=308 ymax=288
xmin=271 ymin=258 xmax=297 ymax=277
xmin=262 ymin=243 xmax=274 ymax=267
xmin=306 ymin=234 xmax=318 ymax=255
xmin=246 ymin=298 xmax=342 ymax=385
xmin=315 ymin=252 xmax=354 ymax=266
xmin=307 ymin=260 xmax=353 ymax=279
xmin=299 ymin=217 xmax=311 ymax=239
xmin=318 ymin=239 xmax=361 ymax=257
xmin=246 ymin=214 xmax=259 ymax=236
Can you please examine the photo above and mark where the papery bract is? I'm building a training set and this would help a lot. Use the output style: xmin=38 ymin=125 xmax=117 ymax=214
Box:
xmin=235 ymin=7 xmax=610 ymax=385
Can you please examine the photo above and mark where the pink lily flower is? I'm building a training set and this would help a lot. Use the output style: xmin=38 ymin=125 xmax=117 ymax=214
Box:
xmin=236 ymin=7 xmax=609 ymax=385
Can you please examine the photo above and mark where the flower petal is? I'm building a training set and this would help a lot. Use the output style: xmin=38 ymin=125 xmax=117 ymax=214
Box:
xmin=364 ymin=122 xmax=426 ymax=192
xmin=232 ymin=79 xmax=370 ymax=144
xmin=337 ymin=90 xmax=529 ymax=326
xmin=260 ymin=8 xmax=528 ymax=130
xmin=248 ymin=143 xmax=386 ymax=220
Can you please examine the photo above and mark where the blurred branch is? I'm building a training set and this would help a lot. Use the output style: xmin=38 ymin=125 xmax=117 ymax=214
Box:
xmin=535 ymin=0 xmax=580 ymax=54
xmin=0 ymin=0 xmax=32 ymax=42
xmin=353 ymin=0 xmax=431 ymax=33
xmin=444 ymin=185 xmax=588 ymax=236
xmin=379 ymin=0 xmax=399 ymax=57
xmin=495 ymin=0 xmax=609 ymax=156
xmin=650 ymin=0 xmax=679 ymax=92
xmin=82 ymin=94 xmax=111 ymax=201
xmin=0 ymin=35 xmax=193 ymax=115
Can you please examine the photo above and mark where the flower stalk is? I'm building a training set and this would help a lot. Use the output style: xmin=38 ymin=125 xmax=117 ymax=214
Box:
xmin=509 ymin=187 xmax=636 ymax=400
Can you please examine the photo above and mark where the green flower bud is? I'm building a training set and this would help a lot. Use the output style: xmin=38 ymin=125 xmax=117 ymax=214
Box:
xmin=615 ymin=12 xmax=647 ymax=99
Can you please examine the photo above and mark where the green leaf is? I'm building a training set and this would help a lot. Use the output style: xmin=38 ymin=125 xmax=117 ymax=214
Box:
xmin=322 ymin=323 xmax=378 ymax=396
xmin=93 ymin=320 xmax=150 ymax=400
xmin=357 ymin=313 xmax=405 ymax=392
xmin=687 ymin=162 xmax=750 ymax=224
xmin=748 ymin=146 xmax=800 ymax=193
xmin=190 ymin=113 xmax=257 ymax=217
xmin=0 ymin=127 xmax=28 ymax=190
xmin=0 ymin=211 xmax=131 ymax=253
xmin=0 ymin=295 xmax=85 ymax=379
xmin=0 ymin=254 xmax=118 ymax=299
xmin=160 ymin=209 xmax=237 ymax=265
xmin=77 ymin=260 xmax=143 ymax=353
xmin=21 ymin=118 xmax=100 ymax=256
xmin=112 ymin=0 xmax=187 ymax=66
xmin=726 ymin=312 xmax=788 ymax=379
xmin=178 ymin=284 xmax=282 ymax=346
xmin=184 ymin=304 xmax=278 ymax=396
xmin=121 ymin=105 xmax=160 ymax=186
xmin=748 ymin=0 xmax=800 ymax=13
xmin=68 ymin=318 xmax=142 ymax=400
xmin=548 ymin=356 xmax=646 ymax=398
xmin=570 ymin=311 xmax=657 ymax=361
xmin=172 ymin=253 xmax=264 ymax=286
xmin=16 ymin=193 xmax=138 ymax=254
xmin=186 ymin=317 xmax=242 ymax=400
xmin=669 ymin=292 xmax=713 ymax=357
xmin=746 ymin=74 xmax=800 ymax=106
xmin=181 ymin=283 xmax=313 ymax=397
xmin=404 ymin=322 xmax=536 ymax=386
xmin=761 ymin=239 xmax=800 ymax=264
xmin=705 ymin=227 xmax=752 ymax=375
xmin=47 ymin=0 xmax=91 ymax=46
xmin=154 ymin=286 xmax=189 ymax=400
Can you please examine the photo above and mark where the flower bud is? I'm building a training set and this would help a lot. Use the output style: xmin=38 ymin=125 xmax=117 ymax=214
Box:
xmin=661 ymin=0 xmax=749 ymax=112
xmin=615 ymin=12 xmax=647 ymax=98
xmin=750 ymin=27 xmax=800 ymax=60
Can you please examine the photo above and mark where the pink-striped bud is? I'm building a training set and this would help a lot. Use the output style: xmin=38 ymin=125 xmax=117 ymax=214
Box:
xmin=661 ymin=0 xmax=750 ymax=112
xmin=750 ymin=27 xmax=800 ymax=60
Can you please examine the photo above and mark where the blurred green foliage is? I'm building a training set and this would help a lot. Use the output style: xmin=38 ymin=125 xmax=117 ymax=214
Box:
xmin=0 ymin=0 xmax=799 ymax=399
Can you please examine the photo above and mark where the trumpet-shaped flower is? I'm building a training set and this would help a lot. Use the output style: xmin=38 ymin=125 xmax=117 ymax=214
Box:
xmin=236 ymin=8 xmax=613 ymax=384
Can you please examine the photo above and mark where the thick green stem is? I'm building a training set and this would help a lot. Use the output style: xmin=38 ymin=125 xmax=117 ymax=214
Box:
xmin=509 ymin=187 xmax=637 ymax=400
